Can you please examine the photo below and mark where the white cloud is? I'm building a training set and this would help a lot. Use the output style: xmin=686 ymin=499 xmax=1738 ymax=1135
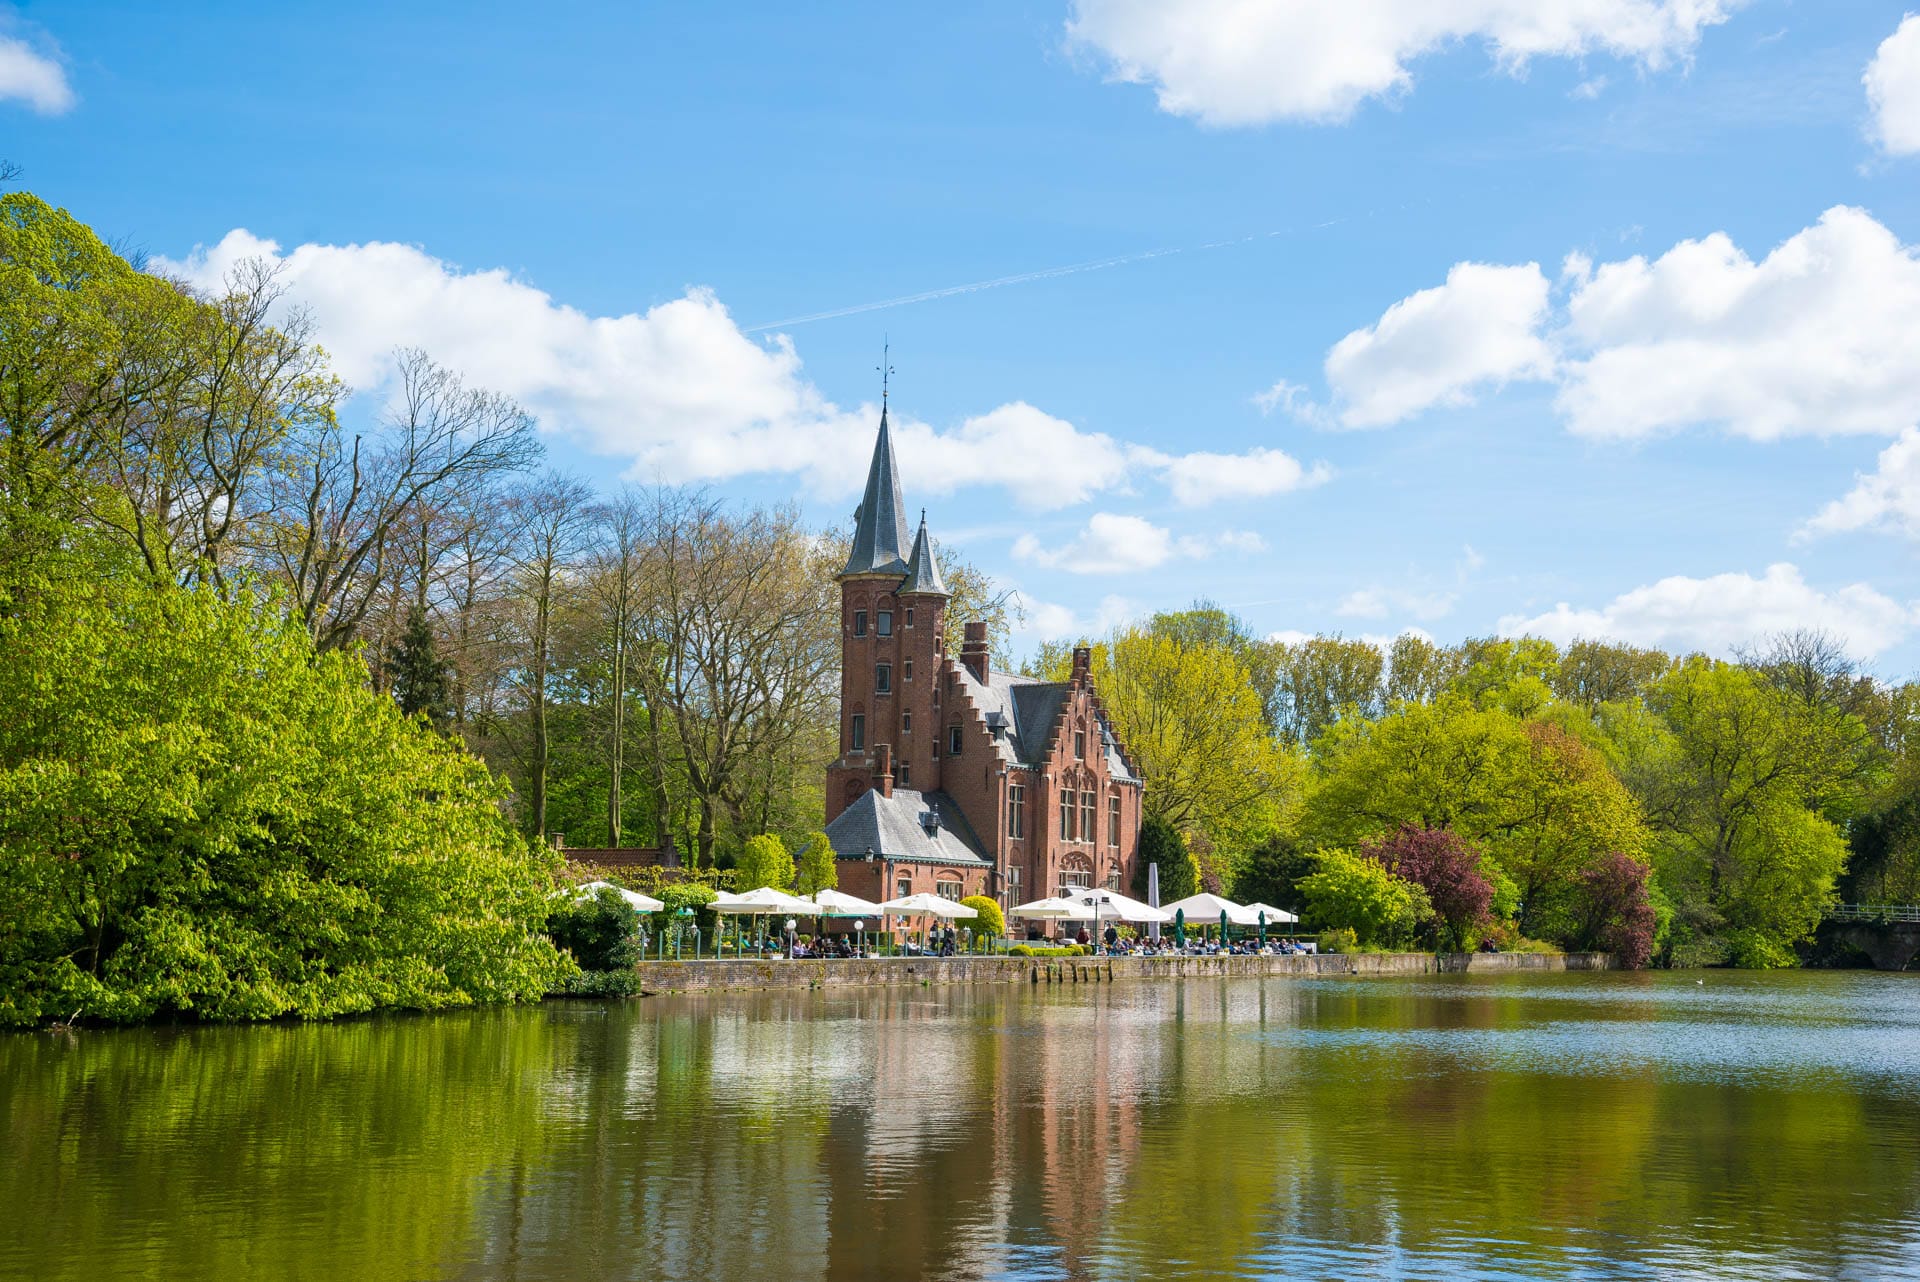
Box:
xmin=1065 ymin=0 xmax=1739 ymax=127
xmin=1015 ymin=592 xmax=1139 ymax=643
xmin=1802 ymin=427 xmax=1920 ymax=539
xmin=1324 ymin=262 xmax=1554 ymax=427
xmin=0 ymin=33 xmax=74 ymax=114
xmin=1571 ymin=75 xmax=1610 ymax=100
xmin=1865 ymin=14 xmax=1920 ymax=156
xmin=1012 ymin=513 xmax=1263 ymax=575
xmin=1335 ymin=587 xmax=1456 ymax=621
xmin=1498 ymin=563 xmax=1917 ymax=661
xmin=1311 ymin=208 xmax=1920 ymax=443
xmin=1154 ymin=445 xmax=1331 ymax=505
xmin=155 ymin=229 xmax=1293 ymax=513
xmin=1556 ymin=207 xmax=1920 ymax=440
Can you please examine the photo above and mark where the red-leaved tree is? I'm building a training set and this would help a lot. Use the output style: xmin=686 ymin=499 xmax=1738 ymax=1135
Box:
xmin=1361 ymin=824 xmax=1493 ymax=951
xmin=1574 ymin=852 xmax=1657 ymax=969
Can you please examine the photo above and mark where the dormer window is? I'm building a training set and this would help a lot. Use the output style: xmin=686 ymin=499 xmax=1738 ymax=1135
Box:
xmin=853 ymin=610 xmax=868 ymax=637
xmin=877 ymin=610 xmax=893 ymax=636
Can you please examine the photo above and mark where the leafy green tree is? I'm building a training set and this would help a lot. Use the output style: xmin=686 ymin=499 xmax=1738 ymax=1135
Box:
xmin=387 ymin=603 xmax=454 ymax=725
xmin=734 ymin=833 xmax=795 ymax=892
xmin=1131 ymin=814 xmax=1198 ymax=903
xmin=1297 ymin=848 xmax=1431 ymax=948
xmin=1270 ymin=634 xmax=1386 ymax=746
xmin=0 ymin=563 xmax=569 ymax=1026
xmin=1305 ymin=696 xmax=1646 ymax=938
xmin=794 ymin=830 xmax=837 ymax=896
xmin=1553 ymin=639 xmax=1673 ymax=711
xmin=1642 ymin=659 xmax=1860 ymax=962
xmin=1232 ymin=834 xmax=1314 ymax=911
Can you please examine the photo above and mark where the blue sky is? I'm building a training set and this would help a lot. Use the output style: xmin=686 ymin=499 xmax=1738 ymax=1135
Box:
xmin=7 ymin=1 xmax=1920 ymax=672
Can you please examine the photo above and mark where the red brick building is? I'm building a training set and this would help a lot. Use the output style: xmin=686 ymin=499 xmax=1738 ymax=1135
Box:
xmin=823 ymin=408 xmax=1144 ymax=923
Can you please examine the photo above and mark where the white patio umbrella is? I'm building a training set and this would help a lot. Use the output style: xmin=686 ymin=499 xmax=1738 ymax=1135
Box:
xmin=880 ymin=892 xmax=977 ymax=952
xmin=712 ymin=886 xmax=815 ymax=956
xmin=810 ymin=888 xmax=886 ymax=917
xmin=1162 ymin=892 xmax=1261 ymax=927
xmin=1243 ymin=902 xmax=1299 ymax=924
xmin=1071 ymin=889 xmax=1171 ymax=923
xmin=554 ymin=880 xmax=666 ymax=913
xmin=1009 ymin=896 xmax=1094 ymax=943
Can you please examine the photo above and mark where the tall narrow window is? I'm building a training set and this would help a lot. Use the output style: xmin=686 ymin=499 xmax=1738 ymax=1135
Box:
xmin=904 ymin=659 xmax=913 ymax=681
xmin=902 ymin=712 xmax=912 ymax=734
xmin=896 ymin=876 xmax=911 ymax=899
xmin=853 ymin=610 xmax=867 ymax=637
xmin=905 ymin=608 xmax=915 ymax=628
xmin=898 ymin=762 xmax=911 ymax=787
xmin=876 ymin=664 xmax=892 ymax=693
xmin=1009 ymin=866 xmax=1022 ymax=900
xmin=1109 ymin=795 xmax=1121 ymax=848
xmin=1075 ymin=730 xmax=1086 ymax=760
xmin=948 ymin=725 xmax=963 ymax=756
xmin=1080 ymin=791 xmax=1095 ymax=843
xmin=877 ymin=610 xmax=893 ymax=636
xmin=1008 ymin=784 xmax=1025 ymax=839
xmin=850 ymin=715 xmax=865 ymax=751
xmin=1059 ymin=792 xmax=1072 ymax=840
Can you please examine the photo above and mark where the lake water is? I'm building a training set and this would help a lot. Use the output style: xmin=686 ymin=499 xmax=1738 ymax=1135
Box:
xmin=5 ymin=970 xmax=1920 ymax=1281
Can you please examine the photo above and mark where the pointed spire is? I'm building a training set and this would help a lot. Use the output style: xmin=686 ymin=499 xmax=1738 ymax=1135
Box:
xmin=840 ymin=403 xmax=911 ymax=578
xmin=901 ymin=509 xmax=949 ymax=597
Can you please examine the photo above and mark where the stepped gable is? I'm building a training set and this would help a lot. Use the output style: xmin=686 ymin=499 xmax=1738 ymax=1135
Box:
xmin=950 ymin=664 xmax=1136 ymax=776
xmin=825 ymin=785 xmax=990 ymax=867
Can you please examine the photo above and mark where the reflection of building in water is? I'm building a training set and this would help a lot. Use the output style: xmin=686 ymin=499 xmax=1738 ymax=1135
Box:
xmin=816 ymin=986 xmax=1157 ymax=1279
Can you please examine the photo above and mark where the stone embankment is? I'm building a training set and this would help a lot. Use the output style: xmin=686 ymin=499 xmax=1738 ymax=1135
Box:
xmin=629 ymin=950 xmax=1613 ymax=994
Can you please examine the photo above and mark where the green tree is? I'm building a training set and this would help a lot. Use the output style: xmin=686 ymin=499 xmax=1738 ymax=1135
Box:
xmin=1297 ymin=848 xmax=1431 ymax=948
xmin=734 ymin=833 xmax=795 ymax=892
xmin=1305 ymin=695 xmax=1646 ymax=938
xmin=548 ymin=887 xmax=643 ymax=972
xmin=794 ymin=830 xmax=837 ymax=896
xmin=1270 ymin=634 xmax=1386 ymax=746
xmin=387 ymin=603 xmax=454 ymax=725
xmin=1232 ymin=834 xmax=1314 ymax=911
xmin=1131 ymin=814 xmax=1199 ymax=903
xmin=0 ymin=561 xmax=569 ymax=1026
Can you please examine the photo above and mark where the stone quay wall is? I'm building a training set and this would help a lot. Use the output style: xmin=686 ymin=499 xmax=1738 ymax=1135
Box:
xmin=629 ymin=950 xmax=1614 ymax=994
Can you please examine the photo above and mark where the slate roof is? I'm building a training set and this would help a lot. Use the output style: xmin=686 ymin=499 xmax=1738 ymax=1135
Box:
xmin=825 ymin=786 xmax=990 ymax=866
xmin=951 ymin=667 xmax=1141 ymax=784
xmin=840 ymin=406 xmax=911 ymax=578
xmin=900 ymin=514 xmax=949 ymax=597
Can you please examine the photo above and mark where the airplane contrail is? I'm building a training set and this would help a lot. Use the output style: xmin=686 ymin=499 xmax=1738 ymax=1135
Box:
xmin=743 ymin=218 xmax=1353 ymax=334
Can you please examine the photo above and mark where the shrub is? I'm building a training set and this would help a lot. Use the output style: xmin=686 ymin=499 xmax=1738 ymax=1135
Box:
xmin=1316 ymin=927 xmax=1359 ymax=954
xmin=1008 ymin=944 xmax=1086 ymax=958
xmin=1724 ymin=927 xmax=1799 ymax=969
xmin=559 ymin=969 xmax=640 ymax=997
xmin=548 ymin=887 xmax=643 ymax=972
xmin=1299 ymin=848 xmax=1432 ymax=948
xmin=960 ymin=896 xmax=1005 ymax=946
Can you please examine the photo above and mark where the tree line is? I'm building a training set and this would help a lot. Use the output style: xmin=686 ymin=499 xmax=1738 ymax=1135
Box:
xmin=1034 ymin=614 xmax=1919 ymax=966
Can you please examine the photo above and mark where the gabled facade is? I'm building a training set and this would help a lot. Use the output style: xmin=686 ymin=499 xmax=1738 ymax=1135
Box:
xmin=823 ymin=407 xmax=1144 ymax=921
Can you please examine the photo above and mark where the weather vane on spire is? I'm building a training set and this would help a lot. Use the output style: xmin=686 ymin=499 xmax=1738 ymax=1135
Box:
xmin=879 ymin=338 xmax=893 ymax=404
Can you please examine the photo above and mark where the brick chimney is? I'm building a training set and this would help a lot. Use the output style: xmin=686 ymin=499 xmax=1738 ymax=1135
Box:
xmin=1072 ymin=645 xmax=1091 ymax=685
xmin=961 ymin=620 xmax=990 ymax=683
xmin=873 ymin=742 xmax=894 ymax=798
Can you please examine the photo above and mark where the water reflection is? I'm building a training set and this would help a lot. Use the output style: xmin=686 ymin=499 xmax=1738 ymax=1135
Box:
xmin=4 ymin=972 xmax=1919 ymax=1280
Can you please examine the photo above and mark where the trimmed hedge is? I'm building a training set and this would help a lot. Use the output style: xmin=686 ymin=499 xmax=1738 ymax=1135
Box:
xmin=1008 ymin=944 xmax=1089 ymax=957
